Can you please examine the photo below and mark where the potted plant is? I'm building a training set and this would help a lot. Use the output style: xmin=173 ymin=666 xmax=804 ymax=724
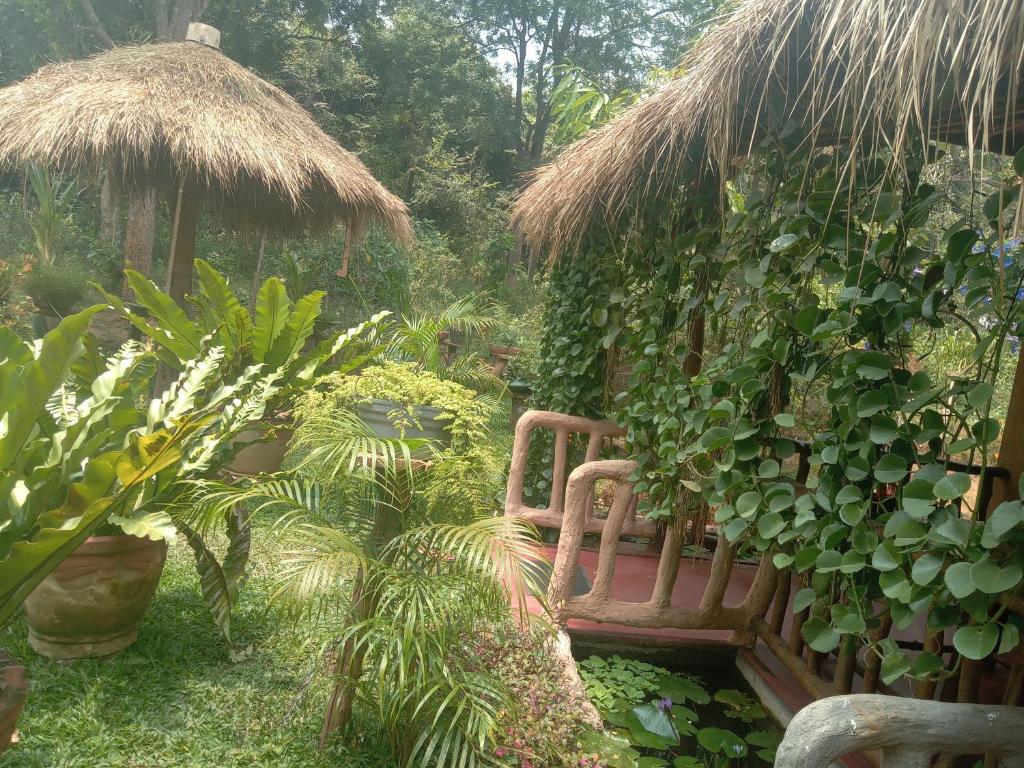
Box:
xmin=0 ymin=307 xmax=206 ymax=746
xmin=297 ymin=361 xmax=496 ymax=456
xmin=103 ymin=259 xmax=389 ymax=477
xmin=23 ymin=262 xmax=88 ymax=336
xmin=98 ymin=261 xmax=391 ymax=644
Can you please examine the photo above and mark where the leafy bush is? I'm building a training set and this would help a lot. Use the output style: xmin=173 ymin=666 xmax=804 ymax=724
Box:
xmin=23 ymin=261 xmax=89 ymax=315
xmin=202 ymin=409 xmax=543 ymax=767
xmin=298 ymin=361 xmax=495 ymax=450
xmin=471 ymin=624 xmax=606 ymax=768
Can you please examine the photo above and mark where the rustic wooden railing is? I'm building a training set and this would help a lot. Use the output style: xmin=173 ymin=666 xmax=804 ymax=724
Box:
xmin=505 ymin=409 xmax=654 ymax=538
xmin=506 ymin=409 xmax=776 ymax=634
xmin=505 ymin=409 xmax=1023 ymax=710
xmin=776 ymin=695 xmax=1024 ymax=768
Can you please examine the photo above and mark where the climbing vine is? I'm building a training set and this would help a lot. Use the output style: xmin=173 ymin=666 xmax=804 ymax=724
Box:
xmin=535 ymin=126 xmax=1024 ymax=681
xmin=525 ymin=239 xmax=624 ymax=504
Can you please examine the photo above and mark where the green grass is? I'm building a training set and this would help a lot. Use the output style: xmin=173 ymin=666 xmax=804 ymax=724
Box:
xmin=0 ymin=526 xmax=397 ymax=768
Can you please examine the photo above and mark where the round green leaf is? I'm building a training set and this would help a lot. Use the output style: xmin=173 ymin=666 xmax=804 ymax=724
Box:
xmin=801 ymin=617 xmax=840 ymax=653
xmin=875 ymin=454 xmax=908 ymax=483
xmin=770 ymin=234 xmax=799 ymax=253
xmin=857 ymin=351 xmax=892 ymax=381
xmin=757 ymin=512 xmax=786 ymax=538
xmin=953 ymin=623 xmax=999 ymax=660
xmin=856 ymin=390 xmax=889 ymax=417
xmin=869 ymin=416 xmax=899 ymax=444
xmin=933 ymin=473 xmax=971 ymax=500
xmin=970 ymin=559 xmax=1022 ymax=594
xmin=735 ymin=491 xmax=761 ymax=518
xmin=774 ymin=413 xmax=795 ymax=428
xmin=911 ymin=554 xmax=943 ymax=585
xmin=944 ymin=561 xmax=976 ymax=598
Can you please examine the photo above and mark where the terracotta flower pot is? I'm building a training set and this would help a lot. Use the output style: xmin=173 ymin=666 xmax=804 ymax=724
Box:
xmin=487 ymin=343 xmax=520 ymax=377
xmin=229 ymin=425 xmax=294 ymax=475
xmin=0 ymin=661 xmax=26 ymax=755
xmin=24 ymin=535 xmax=168 ymax=659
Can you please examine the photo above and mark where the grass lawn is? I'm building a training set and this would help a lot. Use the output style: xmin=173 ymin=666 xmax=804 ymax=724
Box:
xmin=0 ymin=523 xmax=397 ymax=768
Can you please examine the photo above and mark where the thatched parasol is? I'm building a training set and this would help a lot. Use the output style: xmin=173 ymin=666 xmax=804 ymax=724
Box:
xmin=0 ymin=23 xmax=411 ymax=302
xmin=513 ymin=0 xmax=1024 ymax=256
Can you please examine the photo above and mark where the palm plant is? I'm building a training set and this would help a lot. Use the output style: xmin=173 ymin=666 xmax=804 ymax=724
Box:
xmin=384 ymin=293 xmax=503 ymax=391
xmin=188 ymin=412 xmax=545 ymax=766
xmin=25 ymin=164 xmax=78 ymax=267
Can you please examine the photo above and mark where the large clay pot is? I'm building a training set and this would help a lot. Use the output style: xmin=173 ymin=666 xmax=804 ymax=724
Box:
xmin=0 ymin=660 xmax=26 ymax=755
xmin=228 ymin=426 xmax=294 ymax=475
xmin=355 ymin=399 xmax=452 ymax=456
xmin=24 ymin=535 xmax=168 ymax=659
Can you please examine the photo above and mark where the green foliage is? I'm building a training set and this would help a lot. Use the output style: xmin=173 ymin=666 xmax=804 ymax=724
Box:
xmin=23 ymin=261 xmax=89 ymax=315
xmin=383 ymin=293 xmax=504 ymax=391
xmin=96 ymin=262 xmax=391 ymax=644
xmin=475 ymin=624 xmax=608 ymax=768
xmin=578 ymin=655 xmax=669 ymax=713
xmin=201 ymin=407 xmax=543 ymax=767
xmin=0 ymin=520 xmax=399 ymax=768
xmin=578 ymin=659 xmax=780 ymax=768
xmin=549 ymin=66 xmax=638 ymax=145
xmin=298 ymin=361 xmax=495 ymax=451
xmin=0 ymin=308 xmax=261 ymax=632
xmin=537 ymin=125 xmax=1024 ymax=682
xmin=25 ymin=164 xmax=77 ymax=267
xmin=525 ymin=246 xmax=623 ymax=503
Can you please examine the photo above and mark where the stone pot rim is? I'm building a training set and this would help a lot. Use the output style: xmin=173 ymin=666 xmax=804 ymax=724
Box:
xmin=70 ymin=534 xmax=168 ymax=557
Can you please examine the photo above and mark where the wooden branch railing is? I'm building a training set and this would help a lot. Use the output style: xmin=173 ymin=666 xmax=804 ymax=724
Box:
xmin=506 ymin=410 xmax=775 ymax=634
xmin=775 ymin=695 xmax=1024 ymax=768
xmin=505 ymin=409 xmax=1024 ymax=710
xmin=505 ymin=410 xmax=655 ymax=538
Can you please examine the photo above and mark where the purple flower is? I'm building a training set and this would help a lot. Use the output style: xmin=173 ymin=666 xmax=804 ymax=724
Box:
xmin=656 ymin=697 xmax=673 ymax=713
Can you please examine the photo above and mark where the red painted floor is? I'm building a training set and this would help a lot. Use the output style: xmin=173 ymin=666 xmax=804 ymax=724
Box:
xmin=526 ymin=545 xmax=759 ymax=644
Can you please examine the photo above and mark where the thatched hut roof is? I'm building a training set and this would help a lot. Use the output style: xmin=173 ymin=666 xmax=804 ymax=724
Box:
xmin=0 ymin=40 xmax=411 ymax=241
xmin=514 ymin=0 xmax=1024 ymax=255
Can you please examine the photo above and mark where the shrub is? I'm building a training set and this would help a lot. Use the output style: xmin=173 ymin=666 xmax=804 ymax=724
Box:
xmin=471 ymin=623 xmax=607 ymax=768
xmin=297 ymin=360 xmax=494 ymax=450
xmin=23 ymin=261 xmax=89 ymax=315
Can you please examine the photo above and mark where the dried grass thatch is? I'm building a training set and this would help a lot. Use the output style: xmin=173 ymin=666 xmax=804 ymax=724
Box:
xmin=0 ymin=41 xmax=411 ymax=241
xmin=514 ymin=0 xmax=1024 ymax=255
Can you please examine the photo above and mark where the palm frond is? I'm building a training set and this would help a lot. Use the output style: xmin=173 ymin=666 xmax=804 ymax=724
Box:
xmin=382 ymin=516 xmax=547 ymax=621
xmin=180 ymin=475 xmax=324 ymax=535
xmin=273 ymin=522 xmax=369 ymax=620
xmin=287 ymin=409 xmax=430 ymax=489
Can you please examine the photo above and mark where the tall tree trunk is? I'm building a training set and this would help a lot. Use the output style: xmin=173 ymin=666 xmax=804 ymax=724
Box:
xmin=100 ymin=173 xmax=120 ymax=245
xmin=122 ymin=187 xmax=157 ymax=301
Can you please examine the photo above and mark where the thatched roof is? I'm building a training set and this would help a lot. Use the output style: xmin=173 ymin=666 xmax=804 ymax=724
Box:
xmin=0 ymin=41 xmax=411 ymax=240
xmin=514 ymin=0 xmax=1024 ymax=255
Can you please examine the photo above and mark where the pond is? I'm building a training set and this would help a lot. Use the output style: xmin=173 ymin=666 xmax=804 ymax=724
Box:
xmin=573 ymin=644 xmax=782 ymax=768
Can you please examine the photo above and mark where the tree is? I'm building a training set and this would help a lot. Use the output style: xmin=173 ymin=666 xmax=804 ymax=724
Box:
xmin=450 ymin=0 xmax=722 ymax=170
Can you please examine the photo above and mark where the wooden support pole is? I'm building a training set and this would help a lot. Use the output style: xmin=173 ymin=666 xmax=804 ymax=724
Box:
xmin=833 ymin=635 xmax=859 ymax=694
xmin=912 ymin=627 xmax=943 ymax=700
xmin=863 ymin=612 xmax=893 ymax=695
xmin=165 ymin=183 xmax=201 ymax=305
xmin=993 ymin=347 xmax=1024 ymax=509
xmin=769 ymin=573 xmax=792 ymax=636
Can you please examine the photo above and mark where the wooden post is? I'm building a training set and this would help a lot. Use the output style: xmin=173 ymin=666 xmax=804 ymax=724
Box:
xmin=249 ymin=233 xmax=267 ymax=313
xmin=993 ymin=349 xmax=1024 ymax=508
xmin=165 ymin=184 xmax=201 ymax=305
